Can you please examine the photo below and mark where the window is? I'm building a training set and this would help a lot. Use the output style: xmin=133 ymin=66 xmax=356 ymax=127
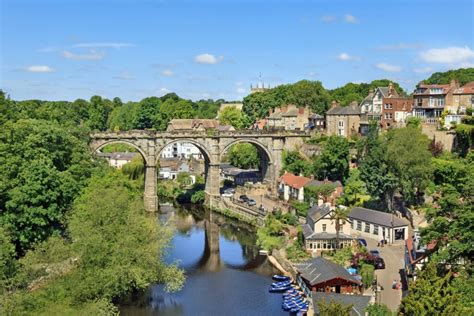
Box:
xmin=364 ymin=222 xmax=370 ymax=233
xmin=309 ymin=243 xmax=313 ymax=249
xmin=373 ymin=225 xmax=379 ymax=235
xmin=356 ymin=221 xmax=362 ymax=231
xmin=430 ymin=88 xmax=443 ymax=94
xmin=317 ymin=243 xmax=321 ymax=249
xmin=322 ymin=224 xmax=327 ymax=232
xmin=337 ymin=120 xmax=345 ymax=136
xmin=389 ymin=113 xmax=393 ymax=119
xmin=351 ymin=220 xmax=354 ymax=229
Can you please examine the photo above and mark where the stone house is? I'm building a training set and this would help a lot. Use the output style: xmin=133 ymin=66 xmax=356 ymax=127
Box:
xmin=307 ymin=113 xmax=325 ymax=131
xmin=301 ymin=204 xmax=354 ymax=255
xmin=266 ymin=104 xmax=310 ymax=131
xmin=326 ymin=101 xmax=361 ymax=137
xmin=412 ymin=80 xmax=459 ymax=124
xmin=452 ymin=81 xmax=474 ymax=114
xmin=360 ymin=84 xmax=399 ymax=121
xmin=158 ymin=158 xmax=195 ymax=183
xmin=380 ymin=97 xmax=414 ymax=129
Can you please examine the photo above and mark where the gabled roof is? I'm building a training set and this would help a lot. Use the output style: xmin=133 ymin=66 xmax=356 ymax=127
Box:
xmin=326 ymin=104 xmax=361 ymax=115
xmin=376 ymin=86 xmax=399 ymax=98
xmin=307 ymin=204 xmax=332 ymax=223
xmin=295 ymin=257 xmax=361 ymax=286
xmin=306 ymin=179 xmax=342 ymax=188
xmin=278 ymin=172 xmax=311 ymax=189
xmin=453 ymin=81 xmax=474 ymax=94
xmin=312 ymin=293 xmax=371 ymax=316
xmin=97 ymin=152 xmax=138 ymax=160
xmin=360 ymin=92 xmax=374 ymax=106
xmin=349 ymin=207 xmax=409 ymax=227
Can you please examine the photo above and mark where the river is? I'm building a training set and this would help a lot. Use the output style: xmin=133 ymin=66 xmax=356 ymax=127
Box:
xmin=120 ymin=204 xmax=287 ymax=316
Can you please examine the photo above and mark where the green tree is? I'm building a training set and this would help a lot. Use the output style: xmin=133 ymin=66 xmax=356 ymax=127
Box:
xmin=360 ymin=264 xmax=375 ymax=289
xmin=359 ymin=123 xmax=397 ymax=210
xmin=176 ymin=172 xmax=193 ymax=188
xmin=191 ymin=190 xmax=205 ymax=204
xmin=313 ymin=136 xmax=350 ymax=181
xmin=365 ymin=303 xmax=393 ymax=316
xmin=329 ymin=206 xmax=350 ymax=249
xmin=400 ymin=262 xmax=468 ymax=315
xmin=0 ymin=119 xmax=95 ymax=254
xmin=386 ymin=126 xmax=433 ymax=205
xmin=228 ymin=143 xmax=259 ymax=169
xmin=219 ymin=106 xmax=243 ymax=128
xmin=86 ymin=95 xmax=113 ymax=131
xmin=305 ymin=183 xmax=337 ymax=204
xmin=317 ymin=299 xmax=352 ymax=316
xmin=282 ymin=150 xmax=312 ymax=176
xmin=423 ymin=67 xmax=474 ymax=86
xmin=339 ymin=169 xmax=370 ymax=207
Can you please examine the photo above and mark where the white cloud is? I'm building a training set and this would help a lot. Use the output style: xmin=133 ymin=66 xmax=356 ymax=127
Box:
xmin=62 ymin=50 xmax=105 ymax=61
xmin=24 ymin=65 xmax=55 ymax=73
xmin=194 ymin=53 xmax=223 ymax=64
xmin=159 ymin=87 xmax=171 ymax=94
xmin=419 ymin=46 xmax=474 ymax=64
xmin=113 ymin=72 xmax=134 ymax=80
xmin=236 ymin=87 xmax=246 ymax=94
xmin=344 ymin=14 xmax=357 ymax=23
xmin=161 ymin=69 xmax=174 ymax=77
xmin=413 ymin=67 xmax=433 ymax=74
xmin=376 ymin=42 xmax=423 ymax=51
xmin=376 ymin=63 xmax=401 ymax=72
xmin=321 ymin=15 xmax=335 ymax=22
xmin=337 ymin=53 xmax=360 ymax=61
xmin=73 ymin=42 xmax=134 ymax=49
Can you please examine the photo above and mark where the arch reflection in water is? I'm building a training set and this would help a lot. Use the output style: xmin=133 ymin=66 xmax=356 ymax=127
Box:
xmin=120 ymin=205 xmax=286 ymax=316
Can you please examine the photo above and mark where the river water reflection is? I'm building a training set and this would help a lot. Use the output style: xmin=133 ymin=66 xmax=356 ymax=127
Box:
xmin=120 ymin=204 xmax=287 ymax=316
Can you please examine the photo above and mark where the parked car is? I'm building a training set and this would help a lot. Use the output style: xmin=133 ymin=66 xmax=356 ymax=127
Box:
xmin=247 ymin=199 xmax=257 ymax=206
xmin=225 ymin=188 xmax=236 ymax=194
xmin=239 ymin=195 xmax=249 ymax=203
xmin=358 ymin=238 xmax=367 ymax=247
xmin=370 ymin=249 xmax=380 ymax=257
xmin=374 ymin=257 xmax=385 ymax=269
xmin=221 ymin=192 xmax=233 ymax=198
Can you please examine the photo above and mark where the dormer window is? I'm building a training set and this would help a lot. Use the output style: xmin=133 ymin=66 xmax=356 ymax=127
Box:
xmin=430 ymin=88 xmax=443 ymax=94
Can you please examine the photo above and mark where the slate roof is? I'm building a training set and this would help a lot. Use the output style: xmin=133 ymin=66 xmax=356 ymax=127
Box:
xmin=306 ymin=179 xmax=342 ymax=188
xmin=312 ymin=293 xmax=371 ymax=315
xmin=294 ymin=257 xmax=361 ymax=286
xmin=360 ymin=92 xmax=374 ymax=106
xmin=326 ymin=104 xmax=361 ymax=115
xmin=310 ymin=113 xmax=324 ymax=119
xmin=349 ymin=207 xmax=409 ymax=227
xmin=307 ymin=204 xmax=332 ymax=223
xmin=377 ymin=86 xmax=399 ymax=98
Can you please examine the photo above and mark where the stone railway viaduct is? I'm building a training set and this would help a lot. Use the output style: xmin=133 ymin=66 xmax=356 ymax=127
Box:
xmin=90 ymin=130 xmax=308 ymax=211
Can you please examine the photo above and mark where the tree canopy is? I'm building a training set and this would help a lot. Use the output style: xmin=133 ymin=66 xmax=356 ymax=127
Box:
xmin=227 ymin=143 xmax=260 ymax=169
xmin=423 ymin=67 xmax=474 ymax=86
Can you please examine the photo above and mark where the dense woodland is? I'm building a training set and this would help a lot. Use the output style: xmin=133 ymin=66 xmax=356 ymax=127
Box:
xmin=1 ymin=68 xmax=473 ymax=315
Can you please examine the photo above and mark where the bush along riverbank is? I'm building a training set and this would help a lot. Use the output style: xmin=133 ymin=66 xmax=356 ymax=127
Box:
xmin=0 ymin=170 xmax=185 ymax=315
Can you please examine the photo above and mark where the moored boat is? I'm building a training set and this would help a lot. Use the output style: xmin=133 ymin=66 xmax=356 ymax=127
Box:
xmin=272 ymin=274 xmax=291 ymax=281
xmin=268 ymin=285 xmax=292 ymax=293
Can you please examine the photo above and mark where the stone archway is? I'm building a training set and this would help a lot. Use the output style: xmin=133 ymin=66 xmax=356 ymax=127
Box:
xmin=220 ymin=138 xmax=275 ymax=185
xmin=155 ymin=138 xmax=220 ymax=205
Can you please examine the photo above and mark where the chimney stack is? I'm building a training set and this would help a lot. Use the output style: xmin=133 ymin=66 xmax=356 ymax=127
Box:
xmin=388 ymin=82 xmax=394 ymax=97
xmin=331 ymin=100 xmax=339 ymax=108
xmin=450 ymin=79 xmax=459 ymax=88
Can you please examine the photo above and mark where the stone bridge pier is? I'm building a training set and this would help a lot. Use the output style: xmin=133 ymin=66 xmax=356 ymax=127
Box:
xmin=89 ymin=130 xmax=307 ymax=212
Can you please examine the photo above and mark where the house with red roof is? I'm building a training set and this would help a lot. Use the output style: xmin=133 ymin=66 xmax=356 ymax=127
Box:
xmin=278 ymin=172 xmax=311 ymax=201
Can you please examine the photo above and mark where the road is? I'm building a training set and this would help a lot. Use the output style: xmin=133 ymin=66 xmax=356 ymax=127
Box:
xmin=366 ymin=238 xmax=406 ymax=312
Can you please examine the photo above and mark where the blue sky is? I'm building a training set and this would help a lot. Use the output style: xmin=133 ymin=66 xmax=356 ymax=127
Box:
xmin=1 ymin=0 xmax=473 ymax=101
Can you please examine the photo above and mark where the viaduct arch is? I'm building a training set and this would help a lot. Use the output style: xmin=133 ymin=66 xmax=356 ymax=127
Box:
xmin=90 ymin=130 xmax=308 ymax=211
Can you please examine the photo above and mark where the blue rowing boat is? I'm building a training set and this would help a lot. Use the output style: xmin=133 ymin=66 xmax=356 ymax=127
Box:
xmin=271 ymin=280 xmax=291 ymax=287
xmin=268 ymin=285 xmax=292 ymax=293
xmin=272 ymin=274 xmax=291 ymax=281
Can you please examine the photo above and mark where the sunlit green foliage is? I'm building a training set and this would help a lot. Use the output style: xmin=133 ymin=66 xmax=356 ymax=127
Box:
xmin=228 ymin=143 xmax=259 ymax=169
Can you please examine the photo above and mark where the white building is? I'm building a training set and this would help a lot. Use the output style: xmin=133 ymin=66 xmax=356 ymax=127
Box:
xmin=97 ymin=152 xmax=138 ymax=168
xmin=349 ymin=207 xmax=409 ymax=244
xmin=158 ymin=158 xmax=196 ymax=184
xmin=161 ymin=142 xmax=203 ymax=159
xmin=302 ymin=204 xmax=354 ymax=255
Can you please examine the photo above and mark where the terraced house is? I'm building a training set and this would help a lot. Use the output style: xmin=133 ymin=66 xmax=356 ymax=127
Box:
xmin=412 ymin=80 xmax=459 ymax=124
